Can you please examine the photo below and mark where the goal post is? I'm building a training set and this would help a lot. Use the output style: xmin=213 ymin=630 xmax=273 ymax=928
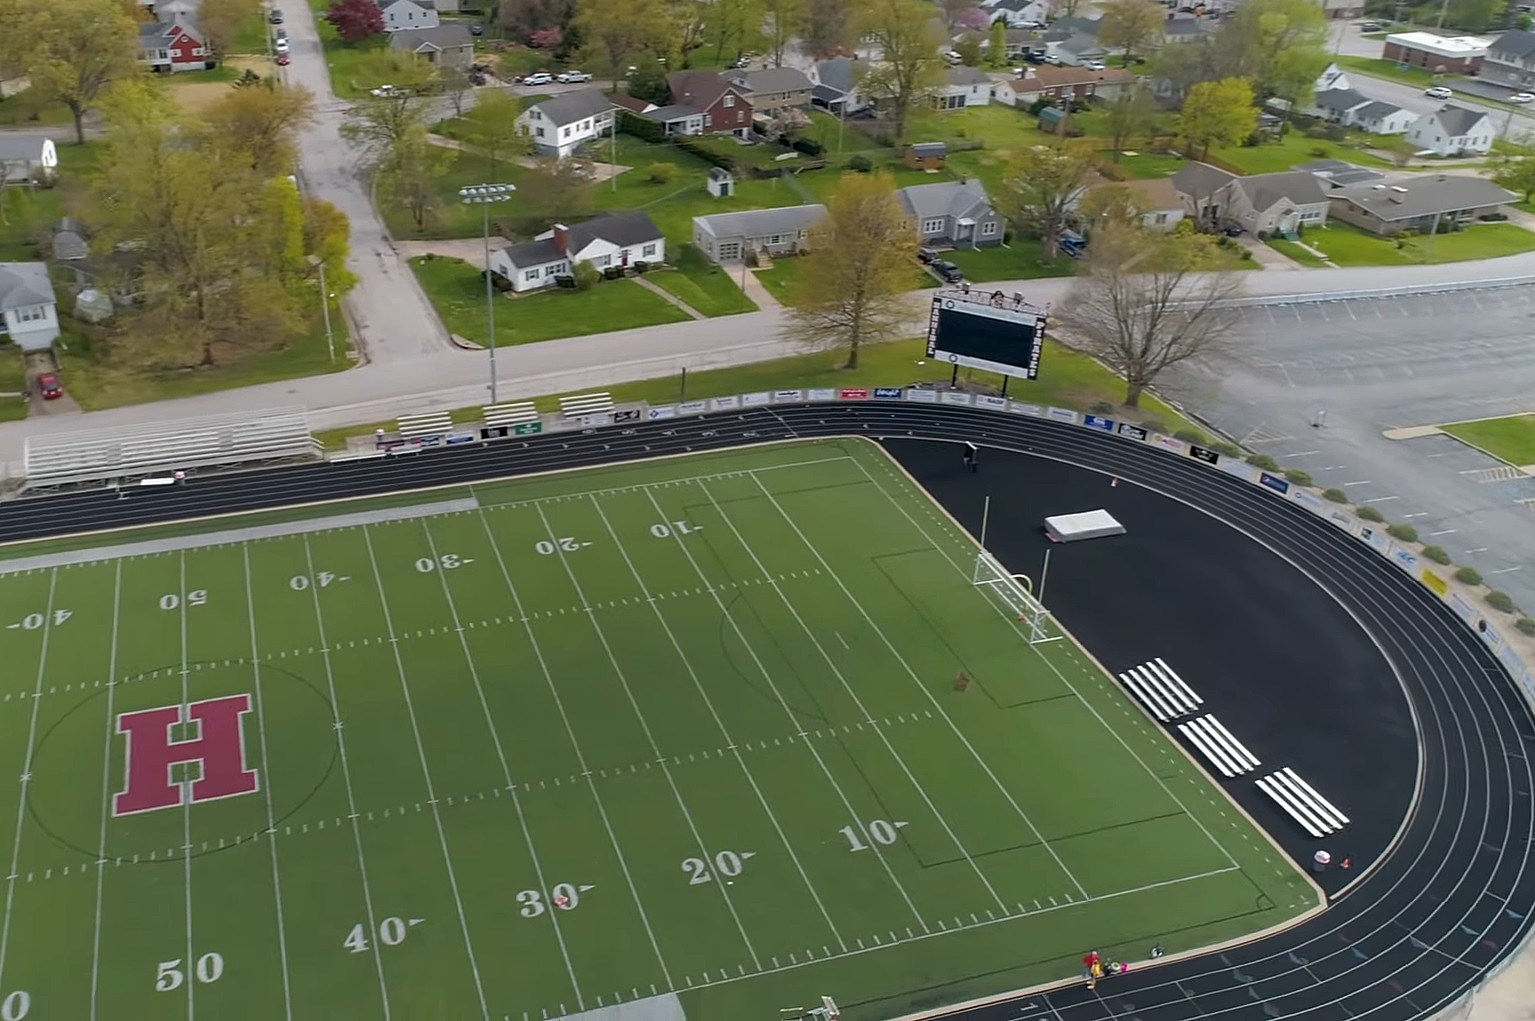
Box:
xmin=972 ymin=551 xmax=1060 ymax=645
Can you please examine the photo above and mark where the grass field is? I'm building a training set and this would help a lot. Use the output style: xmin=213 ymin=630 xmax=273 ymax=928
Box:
xmin=0 ymin=440 xmax=1313 ymax=1019
xmin=1441 ymin=413 xmax=1535 ymax=465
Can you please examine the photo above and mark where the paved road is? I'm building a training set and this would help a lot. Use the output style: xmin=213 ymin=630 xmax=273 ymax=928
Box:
xmin=1161 ymin=285 xmax=1535 ymax=611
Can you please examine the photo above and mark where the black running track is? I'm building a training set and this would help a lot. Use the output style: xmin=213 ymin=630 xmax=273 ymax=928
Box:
xmin=3 ymin=402 xmax=1533 ymax=1021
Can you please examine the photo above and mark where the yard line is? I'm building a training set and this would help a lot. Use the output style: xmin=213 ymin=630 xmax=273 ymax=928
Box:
xmin=742 ymin=470 xmax=1089 ymax=903
xmin=590 ymin=493 xmax=849 ymax=952
xmin=473 ymin=508 xmax=676 ymax=989
xmin=300 ymin=536 xmax=391 ymax=1018
xmin=418 ymin=522 xmax=588 ymax=1009
xmin=0 ymin=568 xmax=57 ymax=998
xmin=361 ymin=527 xmax=489 ymax=1021
xmin=89 ymin=562 xmax=123 ymax=1021
xmin=531 ymin=502 xmax=764 ymax=970
xmin=179 ymin=553 xmax=195 ymax=1021
xmin=241 ymin=548 xmax=294 ymax=1020
xmin=848 ymin=456 xmax=1239 ymax=871
xmin=697 ymin=479 xmax=1012 ymax=914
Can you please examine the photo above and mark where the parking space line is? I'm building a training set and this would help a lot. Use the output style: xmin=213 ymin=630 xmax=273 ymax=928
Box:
xmin=1282 ymin=450 xmax=1321 ymax=458
xmin=1428 ymin=529 xmax=1458 ymax=536
xmin=1344 ymin=480 xmax=1373 ymax=486
xmin=1364 ymin=496 xmax=1399 ymax=503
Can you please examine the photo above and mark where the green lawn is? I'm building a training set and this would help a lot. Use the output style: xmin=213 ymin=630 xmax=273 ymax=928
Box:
xmin=0 ymin=140 xmax=103 ymax=260
xmin=942 ymin=240 xmax=1079 ymax=282
xmin=682 ymin=133 xmax=803 ymax=170
xmin=1441 ymin=413 xmax=1535 ymax=465
xmin=0 ymin=346 xmax=28 ymax=421
xmin=1267 ymin=238 xmax=1329 ymax=267
xmin=753 ymin=255 xmax=938 ymax=302
xmin=1209 ymin=132 xmax=1393 ymax=175
xmin=1333 ymin=55 xmax=1446 ymax=87
xmin=230 ymin=8 xmax=273 ymax=54
xmin=803 ymin=111 xmax=891 ymax=157
xmin=644 ymin=245 xmax=757 ymax=317
xmin=409 ymin=254 xmax=690 ymax=344
xmin=0 ymin=88 xmax=74 ymax=128
xmin=1288 ymin=220 xmax=1535 ymax=265
xmin=794 ymin=165 xmax=949 ymax=203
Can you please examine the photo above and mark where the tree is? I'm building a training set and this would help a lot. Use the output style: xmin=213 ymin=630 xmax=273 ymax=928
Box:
xmin=2 ymin=0 xmax=139 ymax=144
xmin=438 ymin=66 xmax=475 ymax=119
xmin=704 ymin=0 xmax=763 ymax=66
xmin=301 ymin=195 xmax=359 ymax=296
xmin=781 ymin=171 xmax=917 ymax=370
xmin=325 ymin=0 xmax=385 ymax=42
xmin=1077 ymin=182 xmax=1152 ymax=227
xmin=1058 ymin=222 xmax=1243 ymax=407
xmin=937 ymin=0 xmax=977 ymax=30
xmin=626 ymin=55 xmax=672 ymax=104
xmin=802 ymin=0 xmax=852 ymax=57
xmin=1101 ymin=84 xmax=1155 ymax=158
xmin=987 ymin=19 xmax=1008 ymax=68
xmin=1221 ymin=0 xmax=1326 ymax=99
xmin=761 ymin=0 xmax=808 ymax=66
xmin=1097 ymin=0 xmax=1163 ymax=65
xmin=1176 ymin=77 xmax=1256 ymax=159
xmin=855 ymin=0 xmax=944 ymax=142
xmin=1490 ymin=146 xmax=1535 ymax=202
xmin=955 ymin=7 xmax=989 ymax=31
xmin=199 ymin=80 xmax=317 ymax=176
xmin=494 ymin=0 xmax=575 ymax=42
xmin=463 ymin=88 xmax=525 ymax=174
xmin=379 ymin=130 xmax=454 ymax=232
xmin=1047 ymin=0 xmax=1085 ymax=19
xmin=999 ymin=143 xmax=1096 ymax=260
xmin=573 ymin=0 xmax=674 ymax=84
xmin=516 ymin=155 xmax=595 ymax=224
xmin=339 ymin=52 xmax=437 ymax=166
xmin=954 ymin=34 xmax=983 ymax=66
xmin=196 ymin=0 xmax=262 ymax=57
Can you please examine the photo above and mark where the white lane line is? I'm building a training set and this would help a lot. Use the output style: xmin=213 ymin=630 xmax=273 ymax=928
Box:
xmin=1364 ymin=496 xmax=1400 ymax=503
xmin=593 ymin=491 xmax=849 ymax=952
xmin=1402 ymin=513 xmax=1429 ymax=519
xmin=419 ymin=519 xmax=587 ymax=1009
xmin=474 ymin=509 xmax=675 ymax=990
xmin=1465 ymin=547 xmax=1490 ymax=554
xmin=1281 ymin=450 xmax=1321 ymax=458
xmin=179 ymin=554 xmax=195 ymax=1021
xmin=300 ymin=536 xmax=390 ymax=1017
xmin=1343 ymin=480 xmax=1374 ymax=487
xmin=1429 ymin=529 xmax=1458 ymax=536
xmin=533 ymin=501 xmax=763 ymax=970
xmin=242 ymin=548 xmax=294 ymax=1020
xmin=361 ymin=527 xmax=489 ymax=1020
xmin=89 ymin=563 xmax=124 ymax=1021
xmin=1488 ymin=566 xmax=1524 ymax=575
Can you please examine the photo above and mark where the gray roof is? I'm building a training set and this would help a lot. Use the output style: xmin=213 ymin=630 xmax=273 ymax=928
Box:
xmin=0 ymin=137 xmax=47 ymax=163
xmin=1431 ymin=104 xmax=1490 ymax=135
xmin=502 ymin=237 xmax=562 ymax=266
xmin=1240 ymin=170 xmax=1328 ymax=211
xmin=910 ymin=142 xmax=947 ymax=156
xmin=898 ymin=179 xmax=995 ymax=222
xmin=1313 ymin=88 xmax=1369 ymax=112
xmin=1332 ymin=175 xmax=1515 ymax=221
xmin=1171 ymin=161 xmax=1237 ymax=198
xmin=387 ymin=23 xmax=472 ymax=51
xmin=812 ymin=83 xmax=845 ymax=104
xmin=1051 ymin=16 xmax=1100 ymax=36
xmin=138 ymin=20 xmax=178 ymax=45
xmin=694 ymin=204 xmax=827 ymax=241
xmin=0 ymin=263 xmax=55 ymax=311
xmin=816 ymin=56 xmax=859 ymax=95
xmin=1353 ymin=100 xmax=1406 ymax=121
xmin=503 ymin=211 xmax=664 ymax=268
xmin=945 ymin=66 xmax=992 ymax=86
xmin=1163 ymin=18 xmax=1207 ymax=36
xmin=1054 ymin=34 xmax=1104 ymax=55
xmin=727 ymin=66 xmax=813 ymax=95
xmin=525 ymin=90 xmax=616 ymax=128
xmin=1492 ymin=28 xmax=1535 ymax=60
xmin=1328 ymin=168 xmax=1387 ymax=185
xmin=1295 ymin=159 xmax=1355 ymax=173
xmin=643 ymin=104 xmax=701 ymax=122
xmin=51 ymin=220 xmax=88 ymax=262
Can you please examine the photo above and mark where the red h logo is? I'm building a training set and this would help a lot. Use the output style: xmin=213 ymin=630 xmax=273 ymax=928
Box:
xmin=113 ymin=695 xmax=259 ymax=817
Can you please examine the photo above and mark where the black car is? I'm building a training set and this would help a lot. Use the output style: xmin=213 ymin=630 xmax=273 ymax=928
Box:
xmin=267 ymin=7 xmax=283 ymax=22
xmin=469 ymin=22 xmax=483 ymax=35
xmin=931 ymin=260 xmax=963 ymax=283
xmin=917 ymin=246 xmax=938 ymax=264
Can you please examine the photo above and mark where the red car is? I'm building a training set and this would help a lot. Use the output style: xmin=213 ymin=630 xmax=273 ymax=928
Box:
xmin=37 ymin=374 xmax=63 ymax=400
xmin=276 ymin=52 xmax=291 ymax=66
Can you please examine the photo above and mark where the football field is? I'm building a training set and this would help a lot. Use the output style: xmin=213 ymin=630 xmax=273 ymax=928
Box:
xmin=0 ymin=439 xmax=1316 ymax=1021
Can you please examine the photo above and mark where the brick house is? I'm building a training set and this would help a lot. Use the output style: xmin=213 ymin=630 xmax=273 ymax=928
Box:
xmin=666 ymin=71 xmax=752 ymax=138
xmin=1381 ymin=31 xmax=1489 ymax=74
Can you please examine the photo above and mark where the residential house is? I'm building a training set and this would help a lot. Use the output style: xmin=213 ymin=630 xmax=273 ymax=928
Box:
xmin=139 ymin=17 xmax=211 ymax=73
xmin=1162 ymin=18 xmax=1212 ymax=44
xmin=1320 ymin=0 xmax=1363 ymax=17
xmin=387 ymin=23 xmax=474 ymax=68
xmin=1171 ymin=161 xmax=1330 ymax=236
xmin=984 ymin=0 xmax=1049 ymax=27
xmin=991 ymin=65 xmax=1136 ymax=106
xmin=905 ymin=142 xmax=947 ymax=170
xmin=1047 ymin=34 xmax=1109 ymax=66
xmin=516 ymin=91 xmax=616 ymax=158
xmin=1351 ymin=100 xmax=1416 ymax=135
xmin=692 ymin=205 xmax=827 ymax=263
xmin=667 ymin=71 xmax=752 ymax=138
xmin=1407 ymin=104 xmax=1494 ymax=156
xmin=1484 ymin=29 xmax=1535 ymax=88
xmin=1382 ymin=31 xmax=1489 ymax=74
xmin=809 ymin=56 xmax=872 ymax=116
xmin=0 ymin=136 xmax=57 ymax=184
xmin=425 ymin=0 xmax=461 ymax=10
xmin=1315 ymin=62 xmax=1352 ymax=93
xmin=1328 ymin=175 xmax=1513 ymax=235
xmin=379 ymin=0 xmax=439 ymax=32
xmin=932 ymin=66 xmax=992 ymax=109
xmin=1309 ymin=87 xmax=1371 ymax=123
xmin=897 ymin=179 xmax=1004 ymax=248
xmin=488 ymin=212 xmax=665 ymax=293
xmin=723 ymin=67 xmax=814 ymax=115
xmin=0 ymin=263 xmax=60 ymax=351
xmin=990 ymin=28 xmax=1043 ymax=60
xmin=1088 ymin=178 xmax=1186 ymax=232
xmin=611 ymin=95 xmax=707 ymax=136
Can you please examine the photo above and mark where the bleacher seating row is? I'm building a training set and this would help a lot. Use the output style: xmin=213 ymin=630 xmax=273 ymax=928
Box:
xmin=560 ymin=392 xmax=614 ymax=418
xmin=1177 ymin=715 xmax=1260 ymax=778
xmin=396 ymin=412 xmax=453 ymax=440
xmin=1116 ymin=658 xmax=1203 ymax=721
xmin=1257 ymin=768 xmax=1350 ymax=837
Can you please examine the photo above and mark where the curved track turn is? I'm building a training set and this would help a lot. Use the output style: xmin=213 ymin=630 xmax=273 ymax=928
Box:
xmin=1 ymin=402 xmax=1531 ymax=1021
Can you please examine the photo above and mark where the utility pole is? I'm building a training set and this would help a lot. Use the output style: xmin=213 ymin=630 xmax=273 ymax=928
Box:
xmin=459 ymin=183 xmax=516 ymax=403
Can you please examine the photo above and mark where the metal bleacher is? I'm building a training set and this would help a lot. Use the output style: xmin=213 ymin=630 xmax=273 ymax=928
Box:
xmin=1177 ymin=715 xmax=1261 ymax=778
xmin=1257 ymin=768 xmax=1350 ymax=837
xmin=396 ymin=412 xmax=453 ymax=440
xmin=1117 ymin=658 xmax=1204 ymax=722
xmin=559 ymin=392 xmax=614 ymax=418
xmin=481 ymin=402 xmax=538 ymax=431
xmin=22 ymin=407 xmax=317 ymax=491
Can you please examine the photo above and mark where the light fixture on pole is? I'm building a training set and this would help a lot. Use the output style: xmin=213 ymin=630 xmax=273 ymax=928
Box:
xmin=307 ymin=253 xmax=336 ymax=363
xmin=459 ymin=183 xmax=517 ymax=403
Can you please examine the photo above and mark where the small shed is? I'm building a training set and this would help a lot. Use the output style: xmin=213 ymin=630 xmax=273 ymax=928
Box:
xmin=1036 ymin=106 xmax=1080 ymax=136
xmin=706 ymin=166 xmax=735 ymax=199
xmin=904 ymin=142 xmax=947 ymax=170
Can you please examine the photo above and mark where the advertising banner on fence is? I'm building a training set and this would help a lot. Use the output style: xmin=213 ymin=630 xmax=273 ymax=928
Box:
xmin=977 ymin=395 xmax=1007 ymax=409
xmin=1258 ymin=472 xmax=1290 ymax=495
xmin=942 ymin=392 xmax=974 ymax=406
xmin=839 ymin=388 xmax=870 ymax=400
xmin=772 ymin=390 xmax=804 ymax=403
xmin=1048 ymin=407 xmax=1079 ymax=423
xmin=1483 ymin=621 xmax=1506 ymax=654
xmin=873 ymin=387 xmax=904 ymax=399
xmin=678 ymin=401 xmax=707 ymax=416
xmin=1421 ymin=570 xmax=1449 ymax=598
xmin=741 ymin=392 xmax=770 ymax=407
xmin=1447 ymin=591 xmax=1481 ymax=627
xmin=809 ymin=388 xmax=837 ymax=402
xmin=1217 ymin=458 xmax=1254 ymax=481
xmin=1358 ymin=526 xmax=1391 ymax=555
xmin=1498 ymin=641 xmax=1527 ymax=680
xmin=906 ymin=389 xmax=939 ymax=403
xmin=1290 ymin=487 xmax=1324 ymax=512
xmin=613 ymin=409 xmax=642 ymax=424
xmin=710 ymin=395 xmax=740 ymax=411
xmin=1009 ymin=403 xmax=1044 ymax=417
xmin=647 ymin=406 xmax=676 ymax=420
xmin=1117 ymin=423 xmax=1148 ymax=441
xmin=1188 ymin=444 xmax=1219 ymax=465
xmin=1390 ymin=546 xmax=1419 ymax=573
xmin=1083 ymin=414 xmax=1114 ymax=432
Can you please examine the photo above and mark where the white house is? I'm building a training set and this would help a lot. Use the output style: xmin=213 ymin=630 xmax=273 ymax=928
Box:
xmin=1351 ymin=100 xmax=1416 ymax=135
xmin=516 ymin=91 xmax=616 ymax=158
xmin=0 ymin=263 xmax=60 ymax=351
xmin=488 ymin=212 xmax=665 ymax=293
xmin=1315 ymin=62 xmax=1352 ymax=93
xmin=931 ymin=66 xmax=991 ymax=110
xmin=1309 ymin=87 xmax=1371 ymax=123
xmin=809 ymin=56 xmax=873 ymax=115
xmin=379 ymin=0 xmax=438 ymax=32
xmin=0 ymin=136 xmax=57 ymax=184
xmin=984 ymin=0 xmax=1049 ymax=27
xmin=1407 ymin=104 xmax=1495 ymax=156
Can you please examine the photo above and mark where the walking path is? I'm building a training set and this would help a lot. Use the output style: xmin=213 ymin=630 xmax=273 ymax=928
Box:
xmin=736 ymin=266 xmax=781 ymax=308
xmin=632 ymin=276 xmax=705 ymax=319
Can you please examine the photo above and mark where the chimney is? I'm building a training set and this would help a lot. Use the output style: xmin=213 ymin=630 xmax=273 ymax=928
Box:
xmin=552 ymin=224 xmax=570 ymax=254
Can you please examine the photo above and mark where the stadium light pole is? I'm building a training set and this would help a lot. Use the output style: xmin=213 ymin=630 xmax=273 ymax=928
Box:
xmin=459 ymin=183 xmax=517 ymax=404
xmin=307 ymin=254 xmax=335 ymax=363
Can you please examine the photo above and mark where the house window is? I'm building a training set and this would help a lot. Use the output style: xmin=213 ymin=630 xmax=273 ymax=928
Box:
xmin=767 ymin=234 xmax=784 ymax=245
xmin=981 ymin=221 xmax=998 ymax=236
xmin=596 ymin=255 xmax=612 ymax=267
xmin=524 ymin=269 xmax=540 ymax=282
xmin=550 ymin=262 xmax=568 ymax=274
xmin=536 ymin=127 xmax=545 ymax=138
xmin=921 ymin=218 xmax=944 ymax=234
xmin=723 ymin=94 xmax=735 ymax=107
xmin=642 ymin=243 xmax=657 ymax=256
xmin=1153 ymin=213 xmax=1168 ymax=224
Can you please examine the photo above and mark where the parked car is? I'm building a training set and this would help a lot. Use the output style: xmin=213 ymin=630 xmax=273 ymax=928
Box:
xmin=267 ymin=7 xmax=283 ymax=22
xmin=1424 ymin=85 xmax=1453 ymax=99
xmin=1081 ymin=60 xmax=1107 ymax=71
xmin=1511 ymin=92 xmax=1535 ymax=103
xmin=556 ymin=70 xmax=592 ymax=83
xmin=469 ymin=22 xmax=483 ymax=35
xmin=729 ymin=56 xmax=750 ymax=69
xmin=917 ymin=246 xmax=938 ymax=264
xmin=469 ymin=68 xmax=487 ymax=84
xmin=370 ymin=84 xmax=402 ymax=97
xmin=37 ymin=374 xmax=63 ymax=401
xmin=931 ymin=260 xmax=963 ymax=283
xmin=276 ymin=51 xmax=290 ymax=65
xmin=1359 ymin=20 xmax=1382 ymax=29
xmin=274 ymin=36 xmax=290 ymax=53
xmin=521 ymin=71 xmax=554 ymax=85
xmin=942 ymin=50 xmax=963 ymax=64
